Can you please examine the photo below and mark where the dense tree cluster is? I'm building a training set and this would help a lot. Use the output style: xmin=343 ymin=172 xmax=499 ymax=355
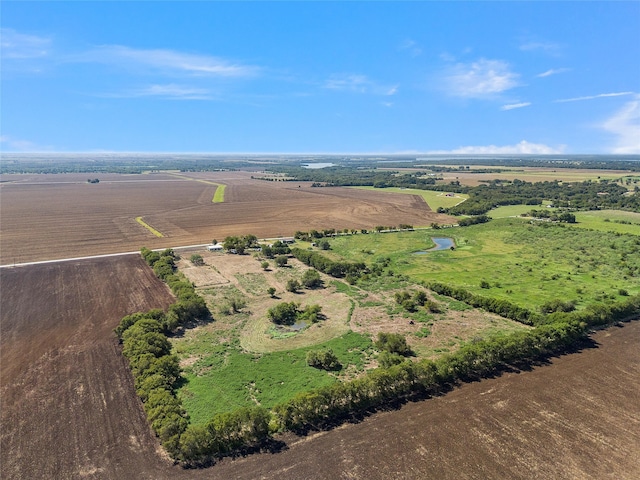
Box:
xmin=523 ymin=209 xmax=576 ymax=223
xmin=139 ymin=248 xmax=209 ymax=331
xmin=222 ymin=235 xmax=259 ymax=254
xmin=261 ymin=240 xmax=291 ymax=258
xmin=445 ymin=179 xmax=638 ymax=216
xmin=428 ymin=281 xmax=538 ymax=326
xmin=268 ymin=302 xmax=323 ymax=325
xmin=457 ymin=214 xmax=491 ymax=226
xmin=291 ymin=248 xmax=368 ymax=279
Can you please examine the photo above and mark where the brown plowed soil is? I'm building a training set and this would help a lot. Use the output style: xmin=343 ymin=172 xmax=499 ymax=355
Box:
xmin=1 ymin=257 xmax=639 ymax=479
xmin=0 ymin=171 xmax=454 ymax=264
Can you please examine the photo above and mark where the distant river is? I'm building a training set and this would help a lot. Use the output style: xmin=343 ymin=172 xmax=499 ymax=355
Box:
xmin=302 ymin=163 xmax=335 ymax=169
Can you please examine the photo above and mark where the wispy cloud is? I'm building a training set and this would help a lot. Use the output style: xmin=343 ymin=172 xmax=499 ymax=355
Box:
xmin=441 ymin=59 xmax=520 ymax=99
xmin=555 ymin=91 xmax=635 ymax=103
xmin=0 ymin=28 xmax=51 ymax=59
xmin=428 ymin=140 xmax=564 ymax=155
xmin=399 ymin=39 xmax=422 ymax=57
xmin=501 ymin=102 xmax=531 ymax=111
xmin=98 ymin=84 xmax=215 ymax=100
xmin=537 ymin=68 xmax=570 ymax=78
xmin=520 ymin=40 xmax=561 ymax=55
xmin=74 ymin=45 xmax=259 ymax=77
xmin=602 ymin=95 xmax=640 ymax=154
xmin=0 ymin=135 xmax=54 ymax=151
xmin=324 ymin=74 xmax=398 ymax=96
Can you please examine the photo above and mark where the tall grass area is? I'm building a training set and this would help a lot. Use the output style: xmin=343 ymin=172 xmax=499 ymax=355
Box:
xmin=329 ymin=218 xmax=640 ymax=311
xmin=175 ymin=331 xmax=372 ymax=425
xmin=352 ymin=186 xmax=468 ymax=211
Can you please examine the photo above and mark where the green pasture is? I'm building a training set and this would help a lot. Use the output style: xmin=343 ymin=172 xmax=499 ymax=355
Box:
xmin=328 ymin=218 xmax=640 ymax=311
xmin=572 ymin=210 xmax=640 ymax=235
xmin=352 ymin=186 xmax=468 ymax=211
xmin=175 ymin=331 xmax=372 ymax=425
xmin=486 ymin=204 xmax=542 ymax=218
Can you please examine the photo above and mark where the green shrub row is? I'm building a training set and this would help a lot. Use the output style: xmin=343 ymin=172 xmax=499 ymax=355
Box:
xmin=140 ymin=247 xmax=210 ymax=331
xmin=291 ymin=247 xmax=367 ymax=279
xmin=427 ymin=281 xmax=539 ymax=325
xmin=117 ymin=312 xmax=189 ymax=458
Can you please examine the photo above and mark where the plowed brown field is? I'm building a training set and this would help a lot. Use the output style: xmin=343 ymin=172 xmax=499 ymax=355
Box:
xmin=0 ymin=171 xmax=454 ymax=264
xmin=1 ymin=256 xmax=639 ymax=479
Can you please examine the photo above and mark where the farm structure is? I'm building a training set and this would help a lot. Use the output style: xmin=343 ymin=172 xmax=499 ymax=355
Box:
xmin=0 ymin=171 xmax=453 ymax=264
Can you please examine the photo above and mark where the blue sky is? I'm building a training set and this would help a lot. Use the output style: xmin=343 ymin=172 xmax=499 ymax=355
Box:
xmin=2 ymin=1 xmax=639 ymax=154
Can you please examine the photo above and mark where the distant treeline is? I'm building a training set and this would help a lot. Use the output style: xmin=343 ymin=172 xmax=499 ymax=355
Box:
xmin=4 ymin=153 xmax=637 ymax=174
xmin=443 ymin=179 xmax=639 ymax=215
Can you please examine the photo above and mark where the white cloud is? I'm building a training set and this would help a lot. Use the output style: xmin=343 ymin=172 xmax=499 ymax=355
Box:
xmin=0 ymin=28 xmax=51 ymax=59
xmin=115 ymin=84 xmax=215 ymax=100
xmin=602 ymin=95 xmax=640 ymax=154
xmin=75 ymin=45 xmax=258 ymax=77
xmin=555 ymin=91 xmax=635 ymax=103
xmin=0 ymin=135 xmax=54 ymax=151
xmin=520 ymin=41 xmax=561 ymax=55
xmin=399 ymin=39 xmax=422 ymax=57
xmin=428 ymin=140 xmax=565 ymax=155
xmin=324 ymin=74 xmax=398 ymax=96
xmin=442 ymin=59 xmax=520 ymax=99
xmin=501 ymin=102 xmax=531 ymax=111
xmin=537 ymin=68 xmax=570 ymax=78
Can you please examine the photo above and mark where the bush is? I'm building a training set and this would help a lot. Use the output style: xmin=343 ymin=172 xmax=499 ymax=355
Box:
xmin=301 ymin=269 xmax=323 ymax=289
xmin=268 ymin=301 xmax=300 ymax=325
xmin=306 ymin=349 xmax=341 ymax=370
xmin=375 ymin=332 xmax=412 ymax=356
xmin=275 ymin=255 xmax=288 ymax=267
xmin=286 ymin=279 xmax=301 ymax=292
xmin=190 ymin=254 xmax=204 ymax=266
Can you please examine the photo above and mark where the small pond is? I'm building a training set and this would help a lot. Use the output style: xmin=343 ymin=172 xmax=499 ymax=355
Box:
xmin=415 ymin=237 xmax=455 ymax=254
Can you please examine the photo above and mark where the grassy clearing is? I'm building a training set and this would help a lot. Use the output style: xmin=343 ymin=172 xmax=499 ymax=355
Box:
xmin=134 ymin=216 xmax=164 ymax=237
xmin=329 ymin=218 xmax=640 ymax=311
xmin=352 ymin=186 xmax=468 ymax=211
xmin=487 ymin=204 xmax=542 ymax=218
xmin=175 ymin=331 xmax=373 ymax=425
xmin=572 ymin=210 xmax=640 ymax=235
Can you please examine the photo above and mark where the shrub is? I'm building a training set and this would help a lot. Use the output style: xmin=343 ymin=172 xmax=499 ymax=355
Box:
xmin=268 ymin=301 xmax=300 ymax=325
xmin=375 ymin=332 xmax=412 ymax=356
xmin=306 ymin=349 xmax=341 ymax=370
xmin=190 ymin=254 xmax=204 ymax=266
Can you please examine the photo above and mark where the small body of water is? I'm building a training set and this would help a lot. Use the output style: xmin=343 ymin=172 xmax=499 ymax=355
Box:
xmin=415 ymin=237 xmax=455 ymax=254
xmin=290 ymin=321 xmax=308 ymax=331
xmin=302 ymin=163 xmax=335 ymax=169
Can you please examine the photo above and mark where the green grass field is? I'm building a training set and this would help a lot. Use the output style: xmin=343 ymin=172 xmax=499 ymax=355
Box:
xmin=487 ymin=204 xmax=542 ymax=218
xmin=328 ymin=217 xmax=640 ymax=311
xmin=572 ymin=210 xmax=640 ymax=235
xmin=174 ymin=331 xmax=372 ymax=425
xmin=352 ymin=186 xmax=468 ymax=211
